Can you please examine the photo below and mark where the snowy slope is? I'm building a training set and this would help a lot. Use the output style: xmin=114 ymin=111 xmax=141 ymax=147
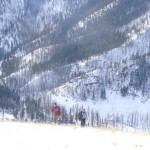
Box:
xmin=0 ymin=121 xmax=149 ymax=150
xmin=0 ymin=0 xmax=88 ymax=54
xmin=9 ymin=28 xmax=150 ymax=129
xmin=119 ymin=10 xmax=150 ymax=41
xmin=67 ymin=0 xmax=120 ymax=38
xmin=2 ymin=29 xmax=150 ymax=127
xmin=53 ymin=29 xmax=150 ymax=99
xmin=1 ymin=0 xmax=150 ymax=125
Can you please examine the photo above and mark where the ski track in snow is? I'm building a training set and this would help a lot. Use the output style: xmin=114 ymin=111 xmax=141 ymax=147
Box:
xmin=0 ymin=121 xmax=150 ymax=150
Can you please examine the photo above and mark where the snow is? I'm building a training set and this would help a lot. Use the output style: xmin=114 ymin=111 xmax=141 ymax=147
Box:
xmin=20 ymin=46 xmax=53 ymax=69
xmin=0 ymin=121 xmax=149 ymax=150
xmin=51 ymin=89 xmax=150 ymax=116
xmin=0 ymin=113 xmax=15 ymax=120
xmin=0 ymin=61 xmax=2 ymax=76
xmin=78 ymin=21 xmax=84 ymax=28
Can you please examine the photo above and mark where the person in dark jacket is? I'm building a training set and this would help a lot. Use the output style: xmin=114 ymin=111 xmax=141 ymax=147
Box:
xmin=81 ymin=110 xmax=87 ymax=127
xmin=78 ymin=109 xmax=87 ymax=127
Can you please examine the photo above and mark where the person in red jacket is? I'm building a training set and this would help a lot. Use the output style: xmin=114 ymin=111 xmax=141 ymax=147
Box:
xmin=51 ymin=102 xmax=61 ymax=124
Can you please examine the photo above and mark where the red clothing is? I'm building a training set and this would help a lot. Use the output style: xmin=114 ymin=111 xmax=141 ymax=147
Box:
xmin=51 ymin=105 xmax=61 ymax=116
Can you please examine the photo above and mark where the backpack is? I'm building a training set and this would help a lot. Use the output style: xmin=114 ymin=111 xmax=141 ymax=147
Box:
xmin=82 ymin=111 xmax=86 ymax=119
xmin=78 ymin=111 xmax=82 ymax=121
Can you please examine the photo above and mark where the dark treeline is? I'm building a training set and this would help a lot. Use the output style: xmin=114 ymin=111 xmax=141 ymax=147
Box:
xmin=4 ymin=95 xmax=150 ymax=131
xmin=120 ymin=56 xmax=150 ymax=100
xmin=0 ymin=84 xmax=20 ymax=118
xmin=0 ymin=84 xmax=150 ymax=131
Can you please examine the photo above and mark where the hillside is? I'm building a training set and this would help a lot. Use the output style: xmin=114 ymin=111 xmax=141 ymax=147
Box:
xmin=0 ymin=0 xmax=150 ymax=126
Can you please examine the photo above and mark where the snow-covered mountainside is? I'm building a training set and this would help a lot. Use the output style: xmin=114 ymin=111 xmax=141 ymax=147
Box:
xmin=0 ymin=0 xmax=150 ymax=125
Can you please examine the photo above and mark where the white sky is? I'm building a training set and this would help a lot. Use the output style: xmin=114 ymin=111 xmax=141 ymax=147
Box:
xmin=0 ymin=121 xmax=149 ymax=150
